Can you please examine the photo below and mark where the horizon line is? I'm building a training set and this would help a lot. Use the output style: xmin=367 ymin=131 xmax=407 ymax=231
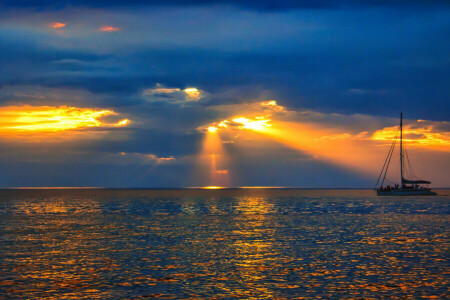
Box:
xmin=1 ymin=186 xmax=449 ymax=190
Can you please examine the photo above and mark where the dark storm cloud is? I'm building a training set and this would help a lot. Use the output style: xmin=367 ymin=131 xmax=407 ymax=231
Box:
xmin=1 ymin=0 xmax=449 ymax=11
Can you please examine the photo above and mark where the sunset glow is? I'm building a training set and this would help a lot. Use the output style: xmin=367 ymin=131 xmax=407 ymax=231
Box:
xmin=1 ymin=3 xmax=448 ymax=297
xmin=198 ymin=127 xmax=231 ymax=187
xmin=201 ymin=186 xmax=226 ymax=189
xmin=1 ymin=0 xmax=448 ymax=189
xmin=198 ymin=105 xmax=449 ymax=186
xmin=204 ymin=100 xmax=283 ymax=134
xmin=0 ymin=106 xmax=129 ymax=135
xmin=372 ymin=124 xmax=450 ymax=149
xmin=232 ymin=117 xmax=272 ymax=131
xmin=203 ymin=113 xmax=385 ymax=176
xmin=258 ymin=121 xmax=384 ymax=175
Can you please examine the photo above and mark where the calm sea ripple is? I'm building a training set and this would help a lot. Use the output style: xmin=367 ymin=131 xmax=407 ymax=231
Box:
xmin=0 ymin=189 xmax=449 ymax=299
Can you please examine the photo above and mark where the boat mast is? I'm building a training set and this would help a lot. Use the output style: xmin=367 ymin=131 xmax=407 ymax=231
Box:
xmin=400 ymin=112 xmax=403 ymax=187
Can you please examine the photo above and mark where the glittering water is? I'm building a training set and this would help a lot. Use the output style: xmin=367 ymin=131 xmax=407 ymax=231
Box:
xmin=0 ymin=189 xmax=449 ymax=299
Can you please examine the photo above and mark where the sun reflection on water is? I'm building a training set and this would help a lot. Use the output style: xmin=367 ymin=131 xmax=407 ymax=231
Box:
xmin=1 ymin=189 xmax=448 ymax=298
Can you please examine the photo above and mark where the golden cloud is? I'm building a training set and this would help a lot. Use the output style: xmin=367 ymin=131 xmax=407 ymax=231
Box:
xmin=198 ymin=100 xmax=285 ymax=133
xmin=183 ymin=88 xmax=202 ymax=101
xmin=0 ymin=105 xmax=129 ymax=137
xmin=372 ymin=122 xmax=450 ymax=148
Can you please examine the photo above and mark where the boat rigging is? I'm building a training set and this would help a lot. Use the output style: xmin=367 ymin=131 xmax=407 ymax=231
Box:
xmin=375 ymin=113 xmax=436 ymax=196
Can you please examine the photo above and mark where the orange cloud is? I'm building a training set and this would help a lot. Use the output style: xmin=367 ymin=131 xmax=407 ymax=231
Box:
xmin=199 ymin=100 xmax=284 ymax=133
xmin=0 ymin=106 xmax=129 ymax=139
xmin=100 ymin=26 xmax=120 ymax=32
xmin=115 ymin=119 xmax=129 ymax=127
xmin=372 ymin=122 xmax=450 ymax=149
xmin=50 ymin=22 xmax=66 ymax=29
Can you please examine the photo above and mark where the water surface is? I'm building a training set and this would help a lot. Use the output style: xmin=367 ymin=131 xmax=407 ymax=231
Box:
xmin=1 ymin=189 xmax=449 ymax=298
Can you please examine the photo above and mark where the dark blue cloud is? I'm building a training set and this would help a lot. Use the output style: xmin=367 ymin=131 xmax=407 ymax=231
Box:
xmin=2 ymin=41 xmax=447 ymax=120
xmin=1 ymin=0 xmax=449 ymax=11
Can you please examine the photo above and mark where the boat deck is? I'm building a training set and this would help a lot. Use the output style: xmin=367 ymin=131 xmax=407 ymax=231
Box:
xmin=377 ymin=189 xmax=437 ymax=196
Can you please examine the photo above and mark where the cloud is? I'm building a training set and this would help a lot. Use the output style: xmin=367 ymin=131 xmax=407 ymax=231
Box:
xmin=201 ymin=100 xmax=288 ymax=132
xmin=1 ymin=0 xmax=448 ymax=11
xmin=0 ymin=105 xmax=130 ymax=141
xmin=49 ymin=22 xmax=66 ymax=29
xmin=372 ymin=120 xmax=450 ymax=149
xmin=0 ymin=7 xmax=448 ymax=121
xmin=199 ymin=99 xmax=450 ymax=150
xmin=143 ymin=84 xmax=205 ymax=104
xmin=100 ymin=26 xmax=120 ymax=32
xmin=118 ymin=152 xmax=176 ymax=164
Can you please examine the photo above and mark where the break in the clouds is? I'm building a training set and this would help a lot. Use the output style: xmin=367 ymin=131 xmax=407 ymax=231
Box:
xmin=0 ymin=0 xmax=448 ymax=187
xmin=143 ymin=84 xmax=205 ymax=104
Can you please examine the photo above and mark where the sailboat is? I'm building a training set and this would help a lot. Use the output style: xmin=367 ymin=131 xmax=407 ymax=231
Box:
xmin=375 ymin=113 xmax=436 ymax=196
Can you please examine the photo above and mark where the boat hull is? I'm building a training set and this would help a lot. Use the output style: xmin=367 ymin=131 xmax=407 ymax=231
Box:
xmin=377 ymin=189 xmax=437 ymax=196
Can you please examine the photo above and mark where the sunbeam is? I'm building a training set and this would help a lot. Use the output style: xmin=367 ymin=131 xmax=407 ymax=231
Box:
xmin=248 ymin=120 xmax=385 ymax=176
xmin=198 ymin=128 xmax=231 ymax=187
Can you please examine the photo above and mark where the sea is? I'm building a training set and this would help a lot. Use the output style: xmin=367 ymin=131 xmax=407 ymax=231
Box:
xmin=0 ymin=188 xmax=448 ymax=299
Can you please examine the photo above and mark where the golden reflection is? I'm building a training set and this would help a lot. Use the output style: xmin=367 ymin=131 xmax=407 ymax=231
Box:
xmin=0 ymin=105 xmax=129 ymax=137
xmin=230 ymin=196 xmax=277 ymax=298
xmin=7 ymin=198 xmax=117 ymax=298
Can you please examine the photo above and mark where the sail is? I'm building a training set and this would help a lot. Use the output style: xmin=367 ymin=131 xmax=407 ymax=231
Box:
xmin=402 ymin=178 xmax=431 ymax=184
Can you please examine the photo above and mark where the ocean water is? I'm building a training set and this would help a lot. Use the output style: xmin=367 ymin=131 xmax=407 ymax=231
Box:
xmin=0 ymin=189 xmax=448 ymax=299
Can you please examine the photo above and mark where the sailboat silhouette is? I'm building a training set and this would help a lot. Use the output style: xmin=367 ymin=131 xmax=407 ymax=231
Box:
xmin=375 ymin=113 xmax=436 ymax=196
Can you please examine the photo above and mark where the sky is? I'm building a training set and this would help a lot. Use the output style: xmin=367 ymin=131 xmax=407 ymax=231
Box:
xmin=0 ymin=0 xmax=449 ymax=188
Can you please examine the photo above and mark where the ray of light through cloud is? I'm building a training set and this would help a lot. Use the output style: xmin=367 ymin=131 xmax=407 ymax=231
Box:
xmin=198 ymin=100 xmax=450 ymax=186
xmin=196 ymin=126 xmax=231 ymax=188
